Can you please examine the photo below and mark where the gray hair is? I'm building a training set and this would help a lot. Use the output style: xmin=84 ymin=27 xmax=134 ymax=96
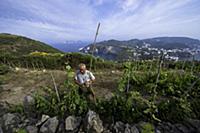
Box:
xmin=79 ymin=63 xmax=86 ymax=69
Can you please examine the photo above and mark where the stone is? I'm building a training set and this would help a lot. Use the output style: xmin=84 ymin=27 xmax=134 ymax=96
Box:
xmin=84 ymin=110 xmax=104 ymax=133
xmin=175 ymin=123 xmax=190 ymax=133
xmin=124 ymin=124 xmax=131 ymax=133
xmin=23 ymin=95 xmax=35 ymax=108
xmin=57 ymin=122 xmax=65 ymax=133
xmin=103 ymin=130 xmax=112 ymax=133
xmin=155 ymin=128 xmax=162 ymax=133
xmin=65 ymin=116 xmax=81 ymax=132
xmin=26 ymin=125 xmax=38 ymax=133
xmin=40 ymin=116 xmax=59 ymax=133
xmin=36 ymin=114 xmax=50 ymax=126
xmin=0 ymin=102 xmax=9 ymax=117
xmin=0 ymin=117 xmax=2 ymax=127
xmin=113 ymin=122 xmax=139 ymax=133
xmin=23 ymin=95 xmax=35 ymax=117
xmin=113 ymin=121 xmax=125 ymax=133
xmin=0 ymin=127 xmax=3 ymax=133
xmin=187 ymin=119 xmax=200 ymax=132
xmin=130 ymin=125 xmax=139 ymax=133
xmin=157 ymin=122 xmax=181 ymax=133
xmin=1 ymin=113 xmax=21 ymax=133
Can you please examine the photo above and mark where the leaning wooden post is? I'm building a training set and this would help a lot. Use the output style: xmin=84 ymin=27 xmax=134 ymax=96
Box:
xmin=89 ymin=23 xmax=100 ymax=71
xmin=50 ymin=72 xmax=61 ymax=102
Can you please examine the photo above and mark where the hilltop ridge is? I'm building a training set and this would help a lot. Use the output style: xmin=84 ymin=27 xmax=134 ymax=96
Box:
xmin=0 ymin=33 xmax=62 ymax=56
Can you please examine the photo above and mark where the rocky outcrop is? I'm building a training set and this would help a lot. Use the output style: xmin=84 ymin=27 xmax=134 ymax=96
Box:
xmin=65 ymin=116 xmax=81 ymax=132
xmin=84 ymin=110 xmax=104 ymax=133
xmin=39 ymin=116 xmax=59 ymax=133
xmin=0 ymin=102 xmax=9 ymax=117
xmin=1 ymin=113 xmax=21 ymax=133
xmin=0 ymin=127 xmax=3 ymax=133
xmin=113 ymin=121 xmax=139 ymax=133
xmin=0 ymin=109 xmax=200 ymax=133
xmin=23 ymin=95 xmax=36 ymax=117
xmin=23 ymin=95 xmax=35 ymax=110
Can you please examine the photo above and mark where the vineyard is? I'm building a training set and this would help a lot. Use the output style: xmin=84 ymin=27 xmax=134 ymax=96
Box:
xmin=0 ymin=52 xmax=117 ymax=70
xmin=1 ymin=55 xmax=200 ymax=132
xmin=25 ymin=57 xmax=200 ymax=124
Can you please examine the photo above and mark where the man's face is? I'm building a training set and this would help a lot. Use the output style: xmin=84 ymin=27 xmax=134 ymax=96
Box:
xmin=80 ymin=66 xmax=86 ymax=74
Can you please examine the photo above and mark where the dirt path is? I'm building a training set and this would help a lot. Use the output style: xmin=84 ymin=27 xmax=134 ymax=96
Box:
xmin=0 ymin=68 xmax=122 ymax=104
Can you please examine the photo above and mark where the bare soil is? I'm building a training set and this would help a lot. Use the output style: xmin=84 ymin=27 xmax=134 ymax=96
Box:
xmin=0 ymin=68 xmax=122 ymax=104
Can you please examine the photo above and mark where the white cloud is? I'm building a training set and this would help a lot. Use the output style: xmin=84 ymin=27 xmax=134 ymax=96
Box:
xmin=100 ymin=0 xmax=200 ymax=40
xmin=120 ymin=0 xmax=141 ymax=11
xmin=0 ymin=0 xmax=200 ymax=42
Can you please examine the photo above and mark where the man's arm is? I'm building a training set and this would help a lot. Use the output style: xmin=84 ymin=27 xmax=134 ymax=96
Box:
xmin=74 ymin=79 xmax=82 ymax=86
xmin=74 ymin=73 xmax=84 ymax=86
xmin=85 ymin=72 xmax=95 ymax=86
xmin=89 ymin=71 xmax=95 ymax=82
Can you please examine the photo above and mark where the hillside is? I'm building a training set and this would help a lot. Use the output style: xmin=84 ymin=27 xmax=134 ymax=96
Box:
xmin=80 ymin=37 xmax=200 ymax=61
xmin=0 ymin=33 xmax=62 ymax=56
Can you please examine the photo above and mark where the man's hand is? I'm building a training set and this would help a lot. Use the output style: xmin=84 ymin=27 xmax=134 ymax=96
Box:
xmin=85 ymin=80 xmax=92 ymax=87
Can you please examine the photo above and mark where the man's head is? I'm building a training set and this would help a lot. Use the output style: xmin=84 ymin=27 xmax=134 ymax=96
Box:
xmin=79 ymin=63 xmax=86 ymax=74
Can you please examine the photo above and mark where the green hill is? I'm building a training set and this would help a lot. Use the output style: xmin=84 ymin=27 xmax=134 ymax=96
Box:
xmin=0 ymin=33 xmax=62 ymax=56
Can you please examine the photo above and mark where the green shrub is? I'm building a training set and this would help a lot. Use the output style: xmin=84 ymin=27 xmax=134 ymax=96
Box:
xmin=34 ymin=65 xmax=89 ymax=117
xmin=16 ymin=128 xmax=27 ymax=133
xmin=140 ymin=122 xmax=154 ymax=133
xmin=157 ymin=97 xmax=194 ymax=122
xmin=9 ymin=104 xmax=24 ymax=114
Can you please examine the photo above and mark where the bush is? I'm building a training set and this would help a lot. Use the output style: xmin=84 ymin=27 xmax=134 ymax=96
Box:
xmin=33 ymin=65 xmax=89 ymax=117
xmin=34 ymin=87 xmax=88 ymax=117
xmin=157 ymin=97 xmax=194 ymax=122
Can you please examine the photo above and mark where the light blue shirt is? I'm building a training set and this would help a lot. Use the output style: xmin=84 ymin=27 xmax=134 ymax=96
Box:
xmin=75 ymin=70 xmax=95 ymax=84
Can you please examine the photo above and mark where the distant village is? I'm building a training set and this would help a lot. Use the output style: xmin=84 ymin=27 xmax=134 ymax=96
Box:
xmin=130 ymin=43 xmax=200 ymax=61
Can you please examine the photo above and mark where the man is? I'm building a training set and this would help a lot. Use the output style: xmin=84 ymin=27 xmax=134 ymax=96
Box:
xmin=74 ymin=63 xmax=96 ymax=102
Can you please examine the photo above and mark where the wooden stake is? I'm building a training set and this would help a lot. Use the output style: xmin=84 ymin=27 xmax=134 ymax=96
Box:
xmin=90 ymin=23 xmax=100 ymax=71
xmin=50 ymin=72 xmax=61 ymax=102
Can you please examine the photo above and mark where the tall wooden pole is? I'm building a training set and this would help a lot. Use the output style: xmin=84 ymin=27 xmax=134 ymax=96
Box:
xmin=90 ymin=23 xmax=100 ymax=71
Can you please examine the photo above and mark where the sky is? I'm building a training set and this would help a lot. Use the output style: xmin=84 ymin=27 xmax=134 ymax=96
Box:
xmin=0 ymin=0 xmax=200 ymax=43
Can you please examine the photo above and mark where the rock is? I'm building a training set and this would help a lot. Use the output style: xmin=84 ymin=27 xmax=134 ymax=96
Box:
xmin=111 ymin=70 xmax=115 ymax=74
xmin=0 ymin=127 xmax=3 ymax=133
xmin=1 ymin=113 xmax=21 ymax=133
xmin=157 ymin=122 xmax=181 ymax=133
xmin=175 ymin=123 xmax=190 ymax=133
xmin=0 ymin=102 xmax=9 ymax=117
xmin=23 ymin=95 xmax=35 ymax=108
xmin=65 ymin=116 xmax=81 ymax=132
xmin=84 ymin=110 xmax=104 ymax=133
xmin=155 ymin=128 xmax=161 ymax=133
xmin=57 ymin=122 xmax=65 ymax=133
xmin=113 ymin=121 xmax=125 ymax=133
xmin=124 ymin=124 xmax=131 ymax=133
xmin=113 ymin=122 xmax=139 ymax=133
xmin=26 ymin=125 xmax=38 ymax=133
xmin=36 ymin=114 xmax=50 ymax=126
xmin=130 ymin=125 xmax=139 ymax=133
xmin=103 ymin=130 xmax=112 ymax=133
xmin=39 ymin=116 xmax=59 ymax=133
xmin=187 ymin=119 xmax=200 ymax=132
xmin=0 ymin=117 xmax=2 ymax=127
xmin=23 ymin=95 xmax=35 ymax=116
